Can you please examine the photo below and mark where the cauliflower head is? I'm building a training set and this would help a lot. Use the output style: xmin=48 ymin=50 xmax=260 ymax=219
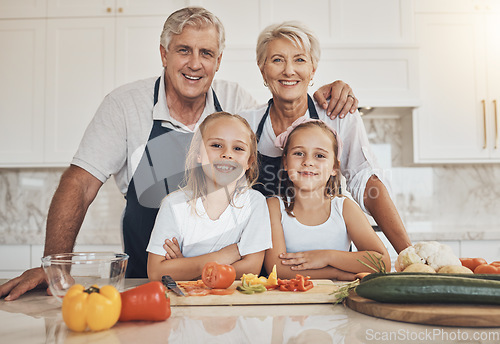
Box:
xmin=395 ymin=241 xmax=461 ymax=272
xmin=394 ymin=246 xmax=425 ymax=272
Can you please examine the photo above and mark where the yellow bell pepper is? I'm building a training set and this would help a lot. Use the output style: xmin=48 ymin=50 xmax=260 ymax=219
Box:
xmin=241 ymin=265 xmax=278 ymax=287
xmin=267 ymin=265 xmax=278 ymax=286
xmin=62 ymin=284 xmax=121 ymax=332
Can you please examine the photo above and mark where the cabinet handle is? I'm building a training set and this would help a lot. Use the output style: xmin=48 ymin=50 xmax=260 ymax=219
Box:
xmin=482 ymin=99 xmax=487 ymax=149
xmin=494 ymin=99 xmax=498 ymax=149
xmin=118 ymin=8 xmax=123 ymax=13
xmin=106 ymin=7 xmax=112 ymax=13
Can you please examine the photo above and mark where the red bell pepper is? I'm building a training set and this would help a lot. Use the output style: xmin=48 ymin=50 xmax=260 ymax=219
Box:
xmin=277 ymin=274 xmax=314 ymax=292
xmin=119 ymin=281 xmax=171 ymax=321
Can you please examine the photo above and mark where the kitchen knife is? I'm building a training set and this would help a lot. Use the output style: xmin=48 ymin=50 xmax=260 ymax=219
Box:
xmin=162 ymin=275 xmax=185 ymax=296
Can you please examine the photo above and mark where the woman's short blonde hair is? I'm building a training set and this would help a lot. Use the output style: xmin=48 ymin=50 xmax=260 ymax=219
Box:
xmin=256 ymin=21 xmax=320 ymax=71
xmin=160 ymin=6 xmax=225 ymax=54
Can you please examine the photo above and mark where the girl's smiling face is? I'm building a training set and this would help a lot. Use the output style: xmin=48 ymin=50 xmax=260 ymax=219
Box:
xmin=198 ymin=116 xmax=253 ymax=189
xmin=283 ymin=126 xmax=337 ymax=193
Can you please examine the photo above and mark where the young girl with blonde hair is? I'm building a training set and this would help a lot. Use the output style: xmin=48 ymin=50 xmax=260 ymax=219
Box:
xmin=147 ymin=112 xmax=272 ymax=281
xmin=264 ymin=118 xmax=390 ymax=280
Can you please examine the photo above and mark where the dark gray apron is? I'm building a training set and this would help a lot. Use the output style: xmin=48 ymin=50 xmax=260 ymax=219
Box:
xmin=122 ymin=77 xmax=223 ymax=277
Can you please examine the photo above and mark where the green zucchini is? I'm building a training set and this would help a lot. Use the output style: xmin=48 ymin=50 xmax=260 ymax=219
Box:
xmin=356 ymin=274 xmax=500 ymax=305
xmin=361 ymin=272 xmax=500 ymax=283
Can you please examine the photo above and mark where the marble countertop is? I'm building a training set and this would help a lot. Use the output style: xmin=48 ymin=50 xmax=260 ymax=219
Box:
xmin=1 ymin=279 xmax=499 ymax=343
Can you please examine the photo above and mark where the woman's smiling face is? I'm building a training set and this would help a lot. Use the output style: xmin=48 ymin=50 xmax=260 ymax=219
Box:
xmin=260 ymin=37 xmax=316 ymax=104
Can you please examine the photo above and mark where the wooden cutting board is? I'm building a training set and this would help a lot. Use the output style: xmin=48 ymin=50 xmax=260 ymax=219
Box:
xmin=346 ymin=292 xmax=500 ymax=327
xmin=169 ymin=280 xmax=341 ymax=306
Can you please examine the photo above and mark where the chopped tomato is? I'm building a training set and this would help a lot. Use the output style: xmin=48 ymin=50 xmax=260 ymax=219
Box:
xmin=474 ymin=263 xmax=500 ymax=274
xmin=202 ymin=262 xmax=236 ymax=289
xmin=187 ymin=288 xmax=210 ymax=296
xmin=209 ymin=289 xmax=236 ymax=295
xmin=460 ymin=258 xmax=488 ymax=271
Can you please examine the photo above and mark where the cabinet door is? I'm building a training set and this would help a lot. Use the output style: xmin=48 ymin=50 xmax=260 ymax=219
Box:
xmin=116 ymin=0 xmax=187 ymax=16
xmin=114 ymin=16 xmax=167 ymax=86
xmin=330 ymin=0 xmax=414 ymax=44
xmin=414 ymin=14 xmax=489 ymax=162
xmin=47 ymin=0 xmax=115 ymax=17
xmin=0 ymin=0 xmax=47 ymax=18
xmin=44 ymin=18 xmax=115 ymax=165
xmin=486 ymin=13 xmax=500 ymax=157
xmin=0 ymin=20 xmax=45 ymax=165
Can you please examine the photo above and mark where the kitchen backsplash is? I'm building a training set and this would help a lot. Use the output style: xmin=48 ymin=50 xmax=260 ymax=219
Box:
xmin=1 ymin=111 xmax=499 ymax=245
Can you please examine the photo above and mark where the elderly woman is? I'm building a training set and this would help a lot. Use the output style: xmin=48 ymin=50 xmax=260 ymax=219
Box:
xmin=241 ymin=21 xmax=411 ymax=259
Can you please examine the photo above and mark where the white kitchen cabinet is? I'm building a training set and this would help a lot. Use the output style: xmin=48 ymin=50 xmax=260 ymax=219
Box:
xmin=0 ymin=0 xmax=47 ymax=19
xmin=410 ymin=3 xmax=500 ymax=163
xmin=44 ymin=18 xmax=115 ymax=164
xmin=44 ymin=15 xmax=167 ymax=164
xmin=0 ymin=20 xmax=45 ymax=165
xmin=114 ymin=16 xmax=167 ymax=86
xmin=0 ymin=4 xmax=169 ymax=166
xmin=46 ymin=0 xmax=186 ymax=17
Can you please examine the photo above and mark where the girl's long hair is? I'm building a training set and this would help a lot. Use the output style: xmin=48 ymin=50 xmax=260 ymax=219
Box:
xmin=183 ymin=112 xmax=259 ymax=213
xmin=280 ymin=121 xmax=342 ymax=216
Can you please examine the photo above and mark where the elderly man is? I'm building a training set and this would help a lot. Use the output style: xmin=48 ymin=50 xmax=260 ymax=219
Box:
xmin=0 ymin=7 xmax=359 ymax=300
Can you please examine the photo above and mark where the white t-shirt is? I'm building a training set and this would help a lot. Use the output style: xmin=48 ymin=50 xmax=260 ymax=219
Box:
xmin=277 ymin=197 xmax=351 ymax=253
xmin=240 ymin=102 xmax=386 ymax=214
xmin=146 ymin=188 xmax=272 ymax=258
xmin=72 ymin=73 xmax=258 ymax=195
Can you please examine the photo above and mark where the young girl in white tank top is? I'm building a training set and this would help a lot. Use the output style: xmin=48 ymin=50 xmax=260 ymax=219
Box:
xmin=264 ymin=118 xmax=390 ymax=280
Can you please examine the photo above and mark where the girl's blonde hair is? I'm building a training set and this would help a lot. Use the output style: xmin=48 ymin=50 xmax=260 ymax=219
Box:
xmin=183 ymin=112 xmax=259 ymax=211
xmin=280 ymin=121 xmax=342 ymax=216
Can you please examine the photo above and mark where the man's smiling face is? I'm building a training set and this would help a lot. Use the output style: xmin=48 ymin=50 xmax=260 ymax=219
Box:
xmin=161 ymin=25 xmax=222 ymax=103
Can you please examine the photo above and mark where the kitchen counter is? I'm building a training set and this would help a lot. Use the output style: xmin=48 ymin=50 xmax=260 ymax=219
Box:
xmin=1 ymin=279 xmax=499 ymax=343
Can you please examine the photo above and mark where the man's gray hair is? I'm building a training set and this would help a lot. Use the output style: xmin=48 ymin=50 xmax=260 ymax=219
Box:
xmin=160 ymin=7 xmax=225 ymax=54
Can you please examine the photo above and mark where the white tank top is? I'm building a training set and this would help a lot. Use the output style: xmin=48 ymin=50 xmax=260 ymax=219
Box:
xmin=278 ymin=197 xmax=351 ymax=253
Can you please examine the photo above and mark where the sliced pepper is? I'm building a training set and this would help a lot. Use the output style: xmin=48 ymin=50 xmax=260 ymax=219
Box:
xmin=278 ymin=275 xmax=314 ymax=292
xmin=240 ymin=265 xmax=279 ymax=288
xmin=62 ymin=284 xmax=121 ymax=332
xmin=236 ymin=279 xmax=267 ymax=294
